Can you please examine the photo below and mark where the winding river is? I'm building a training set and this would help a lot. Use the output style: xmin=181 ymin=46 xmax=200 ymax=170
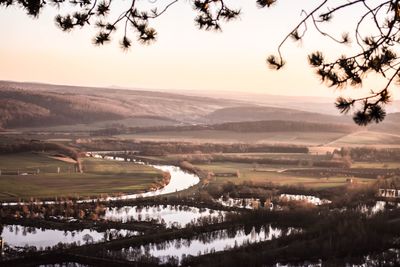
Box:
xmin=105 ymin=163 xmax=200 ymax=201
xmin=0 ymin=153 xmax=200 ymax=206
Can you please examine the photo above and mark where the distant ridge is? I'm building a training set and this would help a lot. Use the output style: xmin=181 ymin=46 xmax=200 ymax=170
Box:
xmin=205 ymin=106 xmax=352 ymax=125
xmin=0 ymin=80 xmax=397 ymax=133
xmin=0 ymin=81 xmax=240 ymax=128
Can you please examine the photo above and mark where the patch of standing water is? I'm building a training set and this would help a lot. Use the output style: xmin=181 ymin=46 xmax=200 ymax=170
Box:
xmin=110 ymin=225 xmax=299 ymax=265
xmin=102 ymin=205 xmax=226 ymax=228
xmin=274 ymin=261 xmax=322 ymax=267
xmin=216 ymin=197 xmax=264 ymax=209
xmin=39 ymin=263 xmax=89 ymax=267
xmin=359 ymin=201 xmax=400 ymax=216
xmin=279 ymin=194 xmax=331 ymax=205
xmin=216 ymin=194 xmax=331 ymax=210
xmin=1 ymin=224 xmax=139 ymax=249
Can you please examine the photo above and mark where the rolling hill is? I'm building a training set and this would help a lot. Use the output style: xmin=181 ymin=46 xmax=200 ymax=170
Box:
xmin=0 ymin=81 xmax=241 ymax=129
xmin=205 ymin=106 xmax=353 ymax=124
xmin=369 ymin=112 xmax=400 ymax=134
xmin=0 ymin=81 xmax=397 ymax=135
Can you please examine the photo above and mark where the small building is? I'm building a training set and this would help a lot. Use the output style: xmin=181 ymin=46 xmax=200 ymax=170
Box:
xmin=378 ymin=188 xmax=400 ymax=198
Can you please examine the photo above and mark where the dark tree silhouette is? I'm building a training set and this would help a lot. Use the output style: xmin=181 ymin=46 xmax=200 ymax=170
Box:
xmin=0 ymin=0 xmax=397 ymax=125
xmin=265 ymin=0 xmax=397 ymax=126
xmin=0 ymin=0 xmax=240 ymax=48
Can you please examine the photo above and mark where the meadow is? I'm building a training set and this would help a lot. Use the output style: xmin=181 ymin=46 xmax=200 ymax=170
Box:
xmin=118 ymin=130 xmax=347 ymax=145
xmin=326 ymin=131 xmax=400 ymax=147
xmin=194 ymin=161 xmax=375 ymax=189
xmin=0 ymin=153 xmax=164 ymax=201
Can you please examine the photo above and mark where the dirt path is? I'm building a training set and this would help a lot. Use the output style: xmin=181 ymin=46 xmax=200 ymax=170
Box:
xmin=48 ymin=155 xmax=77 ymax=164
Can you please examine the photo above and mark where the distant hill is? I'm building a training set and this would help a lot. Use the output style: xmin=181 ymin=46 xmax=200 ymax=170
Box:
xmin=369 ymin=112 xmax=400 ymax=134
xmin=0 ymin=98 xmax=50 ymax=129
xmin=0 ymin=81 xmax=240 ymax=129
xmin=205 ymin=106 xmax=353 ymax=125
xmin=173 ymin=89 xmax=400 ymax=115
xmin=0 ymin=89 xmax=129 ymax=128
xmin=0 ymin=81 xmax=396 ymax=133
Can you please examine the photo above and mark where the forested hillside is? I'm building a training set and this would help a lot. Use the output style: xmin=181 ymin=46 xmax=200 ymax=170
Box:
xmin=0 ymin=89 xmax=128 ymax=128
xmin=0 ymin=81 xmax=238 ymax=128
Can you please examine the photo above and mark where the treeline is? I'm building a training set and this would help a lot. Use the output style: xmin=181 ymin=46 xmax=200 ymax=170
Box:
xmin=285 ymin=168 xmax=400 ymax=179
xmin=78 ymin=139 xmax=308 ymax=155
xmin=184 ymin=209 xmax=400 ymax=267
xmin=197 ymin=154 xmax=349 ymax=168
xmin=138 ymin=143 xmax=309 ymax=156
xmin=91 ymin=120 xmax=355 ymax=136
xmin=0 ymin=140 xmax=79 ymax=160
xmin=346 ymin=147 xmax=400 ymax=162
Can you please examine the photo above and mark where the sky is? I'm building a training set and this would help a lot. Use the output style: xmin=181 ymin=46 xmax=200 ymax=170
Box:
xmin=0 ymin=0 xmax=398 ymax=100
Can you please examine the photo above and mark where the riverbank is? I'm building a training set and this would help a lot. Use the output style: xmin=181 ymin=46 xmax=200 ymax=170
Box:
xmin=0 ymin=153 xmax=166 ymax=202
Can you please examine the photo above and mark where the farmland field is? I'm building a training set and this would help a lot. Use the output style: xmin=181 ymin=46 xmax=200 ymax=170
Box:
xmin=1 ymin=83 xmax=399 ymax=267
xmin=193 ymin=161 xmax=375 ymax=189
xmin=0 ymin=153 xmax=164 ymax=201
xmin=326 ymin=131 xmax=400 ymax=147
xmin=118 ymin=130 xmax=347 ymax=145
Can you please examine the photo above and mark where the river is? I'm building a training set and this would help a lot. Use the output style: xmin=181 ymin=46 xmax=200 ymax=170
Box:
xmin=0 ymin=153 xmax=200 ymax=206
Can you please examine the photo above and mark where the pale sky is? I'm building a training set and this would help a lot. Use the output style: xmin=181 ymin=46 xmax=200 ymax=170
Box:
xmin=0 ymin=0 xmax=398 ymax=99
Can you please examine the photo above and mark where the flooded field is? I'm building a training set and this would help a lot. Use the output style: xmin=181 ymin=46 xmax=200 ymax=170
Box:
xmin=109 ymin=225 xmax=298 ymax=264
xmin=1 ymin=224 xmax=139 ymax=249
xmin=279 ymin=194 xmax=331 ymax=205
xmin=215 ymin=193 xmax=331 ymax=210
xmin=103 ymin=205 xmax=226 ymax=228
xmin=359 ymin=201 xmax=400 ymax=216
xmin=216 ymin=197 xmax=264 ymax=209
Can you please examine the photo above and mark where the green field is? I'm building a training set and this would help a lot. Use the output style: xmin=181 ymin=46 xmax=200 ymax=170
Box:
xmin=0 ymin=153 xmax=164 ymax=201
xmin=0 ymin=152 xmax=75 ymax=174
xmin=194 ymin=162 xmax=374 ymax=189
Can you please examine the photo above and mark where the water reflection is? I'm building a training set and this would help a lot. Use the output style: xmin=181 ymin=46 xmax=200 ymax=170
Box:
xmin=109 ymin=225 xmax=298 ymax=264
xmin=39 ymin=263 xmax=90 ymax=267
xmin=274 ymin=261 xmax=322 ymax=267
xmin=216 ymin=194 xmax=331 ymax=210
xmin=1 ymin=224 xmax=139 ymax=249
xmin=216 ymin=197 xmax=263 ymax=209
xmin=279 ymin=194 xmax=331 ymax=205
xmin=103 ymin=205 xmax=226 ymax=228
xmin=359 ymin=201 xmax=400 ymax=216
xmin=275 ymin=248 xmax=400 ymax=267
